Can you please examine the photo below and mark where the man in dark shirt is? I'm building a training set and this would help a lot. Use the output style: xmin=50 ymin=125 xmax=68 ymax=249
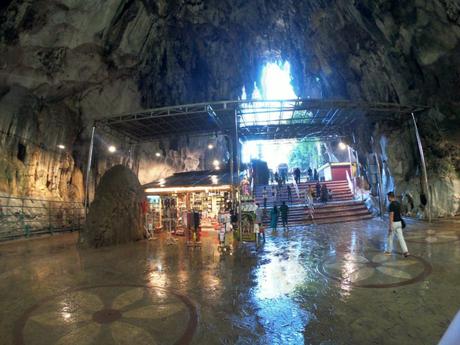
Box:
xmin=385 ymin=192 xmax=409 ymax=257
xmin=315 ymin=182 xmax=321 ymax=201
xmin=287 ymin=184 xmax=293 ymax=204
xmin=280 ymin=201 xmax=289 ymax=230
xmin=294 ymin=167 xmax=301 ymax=184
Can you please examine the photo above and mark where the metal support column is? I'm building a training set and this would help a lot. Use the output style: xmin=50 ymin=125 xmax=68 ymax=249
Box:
xmin=411 ymin=113 xmax=431 ymax=222
xmin=227 ymin=134 xmax=235 ymax=208
xmin=84 ymin=126 xmax=96 ymax=217
xmin=347 ymin=145 xmax=355 ymax=196
xmin=354 ymin=149 xmax=363 ymax=200
xmin=234 ymin=110 xmax=242 ymax=240
xmin=374 ymin=152 xmax=384 ymax=217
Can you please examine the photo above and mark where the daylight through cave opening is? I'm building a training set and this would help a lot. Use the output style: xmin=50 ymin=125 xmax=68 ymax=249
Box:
xmin=241 ymin=61 xmax=322 ymax=171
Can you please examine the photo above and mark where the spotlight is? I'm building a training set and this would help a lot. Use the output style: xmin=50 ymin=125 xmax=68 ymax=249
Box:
xmin=215 ymin=166 xmax=220 ymax=170
xmin=338 ymin=142 xmax=347 ymax=150
xmin=155 ymin=152 xmax=161 ymax=157
xmin=208 ymin=144 xmax=214 ymax=150
xmin=108 ymin=145 xmax=116 ymax=153
xmin=213 ymin=159 xmax=219 ymax=166
xmin=57 ymin=144 xmax=65 ymax=150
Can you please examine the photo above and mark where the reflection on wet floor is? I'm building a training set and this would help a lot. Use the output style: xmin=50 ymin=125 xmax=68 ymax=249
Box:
xmin=254 ymin=241 xmax=308 ymax=344
xmin=0 ymin=217 xmax=459 ymax=345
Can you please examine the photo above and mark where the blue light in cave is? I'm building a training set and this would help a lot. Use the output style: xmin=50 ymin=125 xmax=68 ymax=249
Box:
xmin=241 ymin=62 xmax=298 ymax=168
xmin=260 ymin=62 xmax=297 ymax=100
xmin=241 ymin=61 xmax=297 ymax=100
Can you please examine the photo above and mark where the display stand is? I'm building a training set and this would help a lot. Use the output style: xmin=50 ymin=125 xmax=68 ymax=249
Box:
xmin=217 ymin=210 xmax=233 ymax=253
xmin=163 ymin=197 xmax=177 ymax=245
xmin=186 ymin=210 xmax=202 ymax=248
xmin=147 ymin=196 xmax=162 ymax=232
xmin=240 ymin=194 xmax=257 ymax=243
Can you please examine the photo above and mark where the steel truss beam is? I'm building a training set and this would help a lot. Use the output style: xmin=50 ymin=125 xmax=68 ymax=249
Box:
xmin=94 ymin=99 xmax=429 ymax=143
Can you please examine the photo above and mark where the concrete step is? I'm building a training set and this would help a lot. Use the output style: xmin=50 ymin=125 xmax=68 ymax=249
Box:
xmin=254 ymin=193 xmax=353 ymax=201
xmin=303 ymin=213 xmax=373 ymax=225
xmin=258 ymin=197 xmax=354 ymax=207
xmin=263 ymin=208 xmax=370 ymax=223
xmin=256 ymin=180 xmax=349 ymax=187
xmin=255 ymin=190 xmax=352 ymax=200
xmin=255 ymin=188 xmax=352 ymax=195
xmin=264 ymin=212 xmax=373 ymax=226
xmin=260 ymin=199 xmax=372 ymax=226
xmin=264 ymin=203 xmax=368 ymax=215
xmin=255 ymin=184 xmax=350 ymax=194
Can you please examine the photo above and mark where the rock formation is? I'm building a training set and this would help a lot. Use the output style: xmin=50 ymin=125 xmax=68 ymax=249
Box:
xmin=78 ymin=165 xmax=144 ymax=248
xmin=0 ymin=0 xmax=459 ymax=217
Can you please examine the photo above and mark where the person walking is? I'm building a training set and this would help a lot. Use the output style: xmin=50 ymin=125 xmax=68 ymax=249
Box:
xmin=270 ymin=205 xmax=279 ymax=231
xmin=277 ymin=174 xmax=283 ymax=190
xmin=287 ymin=184 xmax=293 ymax=204
xmin=315 ymin=181 xmax=321 ymax=201
xmin=280 ymin=201 xmax=289 ymax=230
xmin=320 ymin=183 xmax=328 ymax=203
xmin=271 ymin=184 xmax=276 ymax=202
xmin=305 ymin=186 xmax=314 ymax=207
xmin=262 ymin=186 xmax=268 ymax=209
xmin=307 ymin=167 xmax=313 ymax=181
xmin=294 ymin=167 xmax=301 ymax=184
xmin=281 ymin=170 xmax=287 ymax=185
xmin=385 ymin=192 xmax=410 ymax=257
xmin=255 ymin=203 xmax=265 ymax=243
xmin=304 ymin=186 xmax=315 ymax=221
xmin=313 ymin=169 xmax=318 ymax=181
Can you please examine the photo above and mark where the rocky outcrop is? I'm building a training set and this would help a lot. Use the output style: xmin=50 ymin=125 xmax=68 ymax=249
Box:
xmin=0 ymin=0 xmax=459 ymax=216
xmin=78 ymin=165 xmax=144 ymax=248
xmin=137 ymin=134 xmax=229 ymax=185
xmin=0 ymin=85 xmax=84 ymax=201
xmin=371 ymin=110 xmax=460 ymax=218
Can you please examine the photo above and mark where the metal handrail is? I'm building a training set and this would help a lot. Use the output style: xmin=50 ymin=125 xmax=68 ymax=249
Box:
xmin=0 ymin=195 xmax=84 ymax=241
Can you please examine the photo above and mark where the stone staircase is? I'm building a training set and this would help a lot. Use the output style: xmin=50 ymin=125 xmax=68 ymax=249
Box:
xmin=254 ymin=180 xmax=372 ymax=226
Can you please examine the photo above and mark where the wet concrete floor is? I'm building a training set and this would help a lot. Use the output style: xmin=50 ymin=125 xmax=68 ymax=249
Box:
xmin=0 ymin=217 xmax=459 ymax=345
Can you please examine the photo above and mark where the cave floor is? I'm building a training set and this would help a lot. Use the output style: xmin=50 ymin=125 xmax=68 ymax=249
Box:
xmin=0 ymin=217 xmax=459 ymax=345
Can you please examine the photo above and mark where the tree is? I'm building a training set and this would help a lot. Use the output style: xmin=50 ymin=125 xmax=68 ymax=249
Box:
xmin=289 ymin=140 xmax=323 ymax=170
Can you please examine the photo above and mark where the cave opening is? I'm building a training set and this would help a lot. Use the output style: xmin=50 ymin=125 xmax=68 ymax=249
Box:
xmin=241 ymin=61 xmax=324 ymax=172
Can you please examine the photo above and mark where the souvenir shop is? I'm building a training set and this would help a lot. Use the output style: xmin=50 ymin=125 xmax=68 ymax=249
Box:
xmin=143 ymin=171 xmax=234 ymax=239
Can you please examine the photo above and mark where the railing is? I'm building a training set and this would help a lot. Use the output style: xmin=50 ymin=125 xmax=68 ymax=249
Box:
xmin=0 ymin=195 xmax=84 ymax=241
xmin=346 ymin=170 xmax=355 ymax=197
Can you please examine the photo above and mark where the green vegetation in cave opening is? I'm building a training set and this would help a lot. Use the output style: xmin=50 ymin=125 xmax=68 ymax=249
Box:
xmin=288 ymin=139 xmax=324 ymax=171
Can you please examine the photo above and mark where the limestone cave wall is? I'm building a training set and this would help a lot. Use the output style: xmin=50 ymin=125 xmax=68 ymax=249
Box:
xmin=0 ymin=0 xmax=459 ymax=216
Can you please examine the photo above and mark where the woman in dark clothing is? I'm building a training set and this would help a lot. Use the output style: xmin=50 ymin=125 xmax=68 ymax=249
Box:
xmin=316 ymin=182 xmax=321 ymax=201
xmin=270 ymin=206 xmax=279 ymax=231
xmin=320 ymin=184 xmax=328 ymax=203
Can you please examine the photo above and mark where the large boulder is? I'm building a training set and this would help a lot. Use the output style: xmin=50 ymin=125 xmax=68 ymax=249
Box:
xmin=79 ymin=165 xmax=144 ymax=248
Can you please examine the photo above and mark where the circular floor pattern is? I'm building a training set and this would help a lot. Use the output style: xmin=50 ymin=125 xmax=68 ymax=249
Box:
xmin=14 ymin=284 xmax=197 ymax=345
xmin=405 ymin=229 xmax=460 ymax=244
xmin=319 ymin=250 xmax=432 ymax=288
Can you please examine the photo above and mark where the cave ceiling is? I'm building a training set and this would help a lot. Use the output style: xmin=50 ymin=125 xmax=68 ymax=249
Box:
xmin=0 ymin=0 xmax=459 ymax=117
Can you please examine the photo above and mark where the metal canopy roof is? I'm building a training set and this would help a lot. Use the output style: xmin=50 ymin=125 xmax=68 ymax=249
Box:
xmin=143 ymin=169 xmax=236 ymax=192
xmin=95 ymin=103 xmax=235 ymax=142
xmin=94 ymin=99 xmax=428 ymax=142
